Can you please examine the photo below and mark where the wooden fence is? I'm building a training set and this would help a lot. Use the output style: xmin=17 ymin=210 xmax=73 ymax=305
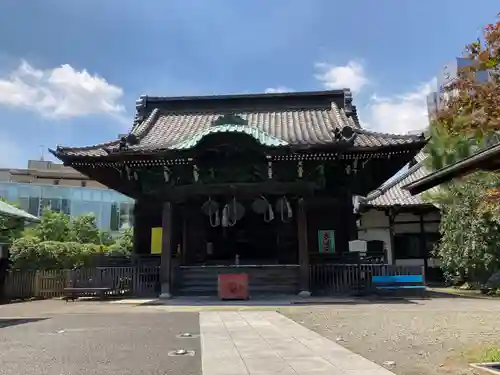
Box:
xmin=3 ymin=263 xmax=425 ymax=300
xmin=3 ymin=266 xmax=160 ymax=300
xmin=309 ymin=264 xmax=425 ymax=295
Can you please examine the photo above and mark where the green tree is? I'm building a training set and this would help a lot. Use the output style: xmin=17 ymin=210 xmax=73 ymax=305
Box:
xmin=437 ymin=15 xmax=500 ymax=139
xmin=424 ymin=121 xmax=476 ymax=171
xmin=69 ymin=213 xmax=100 ymax=244
xmin=435 ymin=172 xmax=500 ymax=284
xmin=98 ymin=230 xmax=115 ymax=246
xmin=107 ymin=228 xmax=133 ymax=256
xmin=32 ymin=209 xmax=70 ymax=242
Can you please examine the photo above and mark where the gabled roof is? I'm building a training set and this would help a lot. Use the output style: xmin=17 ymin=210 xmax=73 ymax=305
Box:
xmin=51 ymin=90 xmax=425 ymax=159
xmin=404 ymin=141 xmax=500 ymax=195
xmin=361 ymin=152 xmax=437 ymax=208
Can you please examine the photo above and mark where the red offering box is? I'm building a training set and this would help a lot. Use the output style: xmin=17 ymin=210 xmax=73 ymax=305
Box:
xmin=218 ymin=273 xmax=249 ymax=300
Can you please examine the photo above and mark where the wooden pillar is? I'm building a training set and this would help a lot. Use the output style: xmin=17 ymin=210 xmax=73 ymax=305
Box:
xmin=297 ymin=197 xmax=310 ymax=295
xmin=388 ymin=214 xmax=395 ymax=265
xmin=160 ymin=201 xmax=173 ymax=298
xmin=181 ymin=209 xmax=188 ymax=265
xmin=346 ymin=193 xmax=358 ymax=242
xmin=419 ymin=212 xmax=428 ymax=279
xmin=132 ymin=200 xmax=141 ymax=255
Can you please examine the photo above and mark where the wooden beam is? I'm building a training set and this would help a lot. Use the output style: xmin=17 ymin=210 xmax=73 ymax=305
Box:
xmin=160 ymin=202 xmax=173 ymax=298
xmin=297 ymin=198 xmax=310 ymax=294
xmin=152 ymin=181 xmax=318 ymax=201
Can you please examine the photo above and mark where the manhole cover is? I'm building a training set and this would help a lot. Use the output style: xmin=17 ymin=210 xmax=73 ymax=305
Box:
xmin=176 ymin=333 xmax=200 ymax=339
xmin=168 ymin=349 xmax=195 ymax=357
xmin=470 ymin=363 xmax=500 ymax=374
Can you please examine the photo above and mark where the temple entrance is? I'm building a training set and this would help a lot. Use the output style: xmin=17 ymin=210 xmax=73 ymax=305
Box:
xmin=200 ymin=196 xmax=298 ymax=265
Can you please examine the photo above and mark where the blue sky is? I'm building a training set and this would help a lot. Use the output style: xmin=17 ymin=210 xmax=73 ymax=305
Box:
xmin=0 ymin=0 xmax=498 ymax=168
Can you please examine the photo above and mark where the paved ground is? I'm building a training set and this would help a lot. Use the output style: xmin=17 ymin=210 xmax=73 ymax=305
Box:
xmin=2 ymin=297 xmax=499 ymax=375
xmin=281 ymin=297 xmax=500 ymax=375
xmin=201 ymin=311 xmax=394 ymax=375
xmin=0 ymin=300 xmax=397 ymax=375
xmin=0 ymin=303 xmax=202 ymax=375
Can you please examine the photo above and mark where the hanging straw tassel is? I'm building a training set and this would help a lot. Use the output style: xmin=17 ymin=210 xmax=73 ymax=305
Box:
xmin=280 ymin=197 xmax=293 ymax=223
xmin=265 ymin=202 xmax=274 ymax=222
xmin=261 ymin=195 xmax=274 ymax=223
xmin=221 ymin=205 xmax=229 ymax=227
xmin=207 ymin=198 xmax=220 ymax=227
xmin=228 ymin=197 xmax=237 ymax=227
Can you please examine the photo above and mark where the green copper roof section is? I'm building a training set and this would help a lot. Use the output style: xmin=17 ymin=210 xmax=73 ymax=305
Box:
xmin=168 ymin=124 xmax=290 ymax=150
xmin=0 ymin=200 xmax=40 ymax=222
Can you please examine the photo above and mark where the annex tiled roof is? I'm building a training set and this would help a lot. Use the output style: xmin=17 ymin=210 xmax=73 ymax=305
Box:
xmin=52 ymin=91 xmax=425 ymax=158
xmin=362 ymin=152 xmax=437 ymax=207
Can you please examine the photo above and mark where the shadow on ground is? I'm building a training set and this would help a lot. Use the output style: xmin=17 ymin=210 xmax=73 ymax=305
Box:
xmin=0 ymin=318 xmax=48 ymax=329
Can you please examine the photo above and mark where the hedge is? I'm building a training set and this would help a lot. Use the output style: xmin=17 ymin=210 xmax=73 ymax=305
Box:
xmin=9 ymin=237 xmax=128 ymax=270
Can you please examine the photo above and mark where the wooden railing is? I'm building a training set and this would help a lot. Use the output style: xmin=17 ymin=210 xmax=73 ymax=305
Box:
xmin=3 ymin=266 xmax=160 ymax=300
xmin=4 ymin=264 xmax=425 ymax=300
xmin=309 ymin=264 xmax=425 ymax=294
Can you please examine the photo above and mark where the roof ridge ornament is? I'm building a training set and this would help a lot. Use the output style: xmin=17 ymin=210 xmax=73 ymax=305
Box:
xmin=343 ymin=89 xmax=353 ymax=115
xmin=133 ymin=94 xmax=148 ymax=125
xmin=212 ymin=114 xmax=248 ymax=127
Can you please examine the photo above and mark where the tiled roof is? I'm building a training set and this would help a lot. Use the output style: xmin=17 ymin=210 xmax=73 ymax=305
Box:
xmin=52 ymin=91 xmax=425 ymax=158
xmin=362 ymin=152 xmax=437 ymax=207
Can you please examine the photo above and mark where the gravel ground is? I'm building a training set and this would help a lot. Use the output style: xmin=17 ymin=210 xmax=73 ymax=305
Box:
xmin=0 ymin=303 xmax=202 ymax=375
xmin=280 ymin=297 xmax=500 ymax=375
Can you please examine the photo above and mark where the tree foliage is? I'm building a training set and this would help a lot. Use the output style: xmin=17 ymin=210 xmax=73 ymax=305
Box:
xmin=435 ymin=172 xmax=500 ymax=283
xmin=69 ymin=213 xmax=100 ymax=244
xmin=437 ymin=14 xmax=500 ymax=139
xmin=107 ymin=228 xmax=133 ymax=256
xmin=32 ymin=209 xmax=70 ymax=242
xmin=9 ymin=237 xmax=109 ymax=270
xmin=424 ymin=121 xmax=476 ymax=171
xmin=424 ymin=13 xmax=500 ymax=284
xmin=5 ymin=207 xmax=132 ymax=269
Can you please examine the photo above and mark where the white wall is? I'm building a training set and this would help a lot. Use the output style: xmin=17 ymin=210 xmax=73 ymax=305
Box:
xmin=358 ymin=208 xmax=441 ymax=266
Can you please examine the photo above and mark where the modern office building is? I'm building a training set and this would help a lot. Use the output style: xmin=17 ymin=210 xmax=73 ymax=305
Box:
xmin=0 ymin=159 xmax=134 ymax=232
xmin=427 ymin=57 xmax=492 ymax=119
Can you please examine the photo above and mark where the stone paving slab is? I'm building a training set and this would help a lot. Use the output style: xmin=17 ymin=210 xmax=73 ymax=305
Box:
xmin=200 ymin=311 xmax=395 ymax=375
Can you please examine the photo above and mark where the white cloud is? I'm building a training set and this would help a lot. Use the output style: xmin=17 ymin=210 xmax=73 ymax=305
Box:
xmin=314 ymin=60 xmax=369 ymax=94
xmin=363 ymin=78 xmax=436 ymax=134
xmin=264 ymin=86 xmax=293 ymax=94
xmin=312 ymin=59 xmax=436 ymax=134
xmin=0 ymin=60 xmax=125 ymax=119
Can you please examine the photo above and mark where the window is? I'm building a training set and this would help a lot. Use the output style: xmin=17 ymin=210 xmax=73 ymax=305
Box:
xmin=28 ymin=197 xmax=40 ymax=216
xmin=61 ymin=199 xmax=71 ymax=216
xmin=53 ymin=180 xmax=60 ymax=185
xmin=394 ymin=233 xmax=441 ymax=259
xmin=110 ymin=203 xmax=120 ymax=231
xmin=109 ymin=202 xmax=134 ymax=231
xmin=81 ymin=181 xmax=87 ymax=187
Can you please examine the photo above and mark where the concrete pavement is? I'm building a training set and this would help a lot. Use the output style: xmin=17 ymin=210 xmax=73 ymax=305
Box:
xmin=200 ymin=311 xmax=395 ymax=375
xmin=0 ymin=300 xmax=397 ymax=374
xmin=0 ymin=311 xmax=202 ymax=375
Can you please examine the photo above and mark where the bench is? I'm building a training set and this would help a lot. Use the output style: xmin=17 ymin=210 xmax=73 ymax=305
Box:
xmin=63 ymin=274 xmax=114 ymax=302
xmin=371 ymin=275 xmax=426 ymax=296
xmin=63 ymin=286 xmax=112 ymax=301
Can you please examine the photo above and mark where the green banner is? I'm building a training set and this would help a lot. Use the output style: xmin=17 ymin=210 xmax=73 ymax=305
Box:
xmin=318 ymin=230 xmax=335 ymax=253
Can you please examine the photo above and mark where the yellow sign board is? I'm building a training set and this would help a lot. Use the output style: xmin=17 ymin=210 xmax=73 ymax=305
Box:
xmin=151 ymin=227 xmax=162 ymax=254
